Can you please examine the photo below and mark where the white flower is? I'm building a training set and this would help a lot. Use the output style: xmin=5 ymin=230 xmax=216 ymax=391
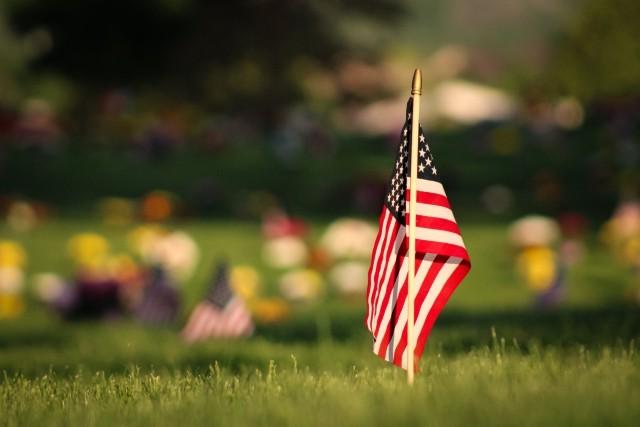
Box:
xmin=147 ymin=231 xmax=200 ymax=283
xmin=329 ymin=261 xmax=368 ymax=295
xmin=320 ymin=218 xmax=376 ymax=260
xmin=32 ymin=273 xmax=67 ymax=302
xmin=263 ymin=236 xmax=308 ymax=269
xmin=278 ymin=269 xmax=324 ymax=302
xmin=509 ymin=215 xmax=559 ymax=248
xmin=0 ymin=267 xmax=24 ymax=294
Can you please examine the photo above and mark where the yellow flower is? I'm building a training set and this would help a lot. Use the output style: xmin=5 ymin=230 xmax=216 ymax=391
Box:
xmin=67 ymin=233 xmax=110 ymax=268
xmin=0 ymin=294 xmax=24 ymax=318
xmin=230 ymin=265 xmax=262 ymax=301
xmin=98 ymin=197 xmax=135 ymax=226
xmin=106 ymin=253 xmax=141 ymax=282
xmin=278 ymin=269 xmax=324 ymax=302
xmin=621 ymin=237 xmax=640 ymax=267
xmin=250 ymin=298 xmax=290 ymax=324
xmin=516 ymin=246 xmax=557 ymax=292
xmin=0 ymin=240 xmax=27 ymax=269
xmin=127 ymin=225 xmax=167 ymax=258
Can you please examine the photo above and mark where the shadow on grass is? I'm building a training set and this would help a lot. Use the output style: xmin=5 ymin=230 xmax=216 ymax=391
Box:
xmin=0 ymin=305 xmax=638 ymax=377
xmin=433 ymin=305 xmax=640 ymax=354
xmin=257 ymin=304 xmax=640 ymax=348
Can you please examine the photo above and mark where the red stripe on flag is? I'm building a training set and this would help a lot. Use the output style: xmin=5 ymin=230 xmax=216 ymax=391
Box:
xmin=413 ymin=192 xmax=451 ymax=208
xmin=415 ymin=241 xmax=470 ymax=261
xmin=414 ymin=259 xmax=471 ymax=360
xmin=365 ymin=208 xmax=389 ymax=330
xmin=374 ymin=258 xmax=411 ymax=361
xmin=371 ymin=221 xmax=403 ymax=334
xmin=415 ymin=216 xmax=461 ymax=234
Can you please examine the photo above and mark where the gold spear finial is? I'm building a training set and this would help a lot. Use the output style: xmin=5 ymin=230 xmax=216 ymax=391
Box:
xmin=411 ymin=68 xmax=422 ymax=95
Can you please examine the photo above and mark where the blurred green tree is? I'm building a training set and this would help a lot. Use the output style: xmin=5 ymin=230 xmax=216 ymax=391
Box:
xmin=548 ymin=0 xmax=640 ymax=101
xmin=0 ymin=4 xmax=50 ymax=106
xmin=7 ymin=0 xmax=405 ymax=116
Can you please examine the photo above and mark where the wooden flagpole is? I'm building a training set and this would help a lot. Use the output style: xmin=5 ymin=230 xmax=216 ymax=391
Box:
xmin=407 ymin=68 xmax=422 ymax=385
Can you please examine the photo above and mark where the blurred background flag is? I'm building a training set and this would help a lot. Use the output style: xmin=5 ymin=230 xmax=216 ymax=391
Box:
xmin=181 ymin=261 xmax=254 ymax=342
xmin=365 ymin=96 xmax=471 ymax=370
xmin=134 ymin=266 xmax=181 ymax=326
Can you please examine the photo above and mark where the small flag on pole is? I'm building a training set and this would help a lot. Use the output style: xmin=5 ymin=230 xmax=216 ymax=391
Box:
xmin=365 ymin=95 xmax=471 ymax=370
xmin=135 ymin=266 xmax=181 ymax=326
xmin=181 ymin=262 xmax=254 ymax=342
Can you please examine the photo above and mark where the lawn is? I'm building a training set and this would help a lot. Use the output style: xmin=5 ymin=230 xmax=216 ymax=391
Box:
xmin=1 ymin=218 xmax=639 ymax=426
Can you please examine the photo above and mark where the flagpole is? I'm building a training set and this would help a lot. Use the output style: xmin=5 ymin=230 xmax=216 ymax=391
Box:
xmin=407 ymin=68 xmax=422 ymax=385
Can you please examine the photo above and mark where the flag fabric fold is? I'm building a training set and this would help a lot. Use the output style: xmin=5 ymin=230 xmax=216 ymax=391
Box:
xmin=365 ymin=96 xmax=471 ymax=369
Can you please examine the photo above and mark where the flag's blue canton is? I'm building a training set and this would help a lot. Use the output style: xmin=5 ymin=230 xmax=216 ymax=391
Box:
xmin=206 ymin=262 xmax=233 ymax=308
xmin=385 ymin=97 xmax=439 ymax=224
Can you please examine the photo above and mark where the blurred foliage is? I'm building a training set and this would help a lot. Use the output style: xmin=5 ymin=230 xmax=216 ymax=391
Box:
xmin=547 ymin=0 xmax=640 ymax=101
xmin=6 ymin=0 xmax=405 ymax=114
xmin=0 ymin=5 xmax=51 ymax=105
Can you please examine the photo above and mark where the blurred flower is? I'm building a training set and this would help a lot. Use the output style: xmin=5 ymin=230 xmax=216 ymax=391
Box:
xmin=328 ymin=261 xmax=368 ymax=296
xmin=262 ymin=211 xmax=308 ymax=239
xmin=0 ymin=240 xmax=27 ymax=268
xmin=0 ymin=265 xmax=25 ymax=318
xmin=145 ymin=231 xmax=200 ymax=283
xmin=263 ymin=236 xmax=308 ymax=269
xmin=230 ymin=265 xmax=262 ymax=301
xmin=14 ymin=98 xmax=61 ymax=150
xmin=0 ymin=294 xmax=24 ymax=319
xmin=320 ymin=218 xmax=376 ymax=260
xmin=67 ymin=233 xmax=110 ymax=269
xmin=431 ymin=80 xmax=516 ymax=125
xmin=601 ymin=201 xmax=640 ymax=244
xmin=6 ymin=201 xmax=38 ymax=232
xmin=279 ymin=268 xmax=324 ymax=302
xmin=307 ymin=246 xmax=332 ymax=272
xmin=106 ymin=254 xmax=143 ymax=286
xmin=516 ymin=247 xmax=557 ymax=292
xmin=553 ymin=97 xmax=584 ymax=130
xmin=0 ymin=267 xmax=24 ymax=294
xmin=128 ymin=224 xmax=167 ymax=258
xmin=621 ymin=237 xmax=640 ymax=268
xmin=559 ymin=240 xmax=585 ymax=267
xmin=250 ymin=297 xmax=291 ymax=324
xmin=98 ymin=197 xmax=135 ymax=226
xmin=140 ymin=190 xmax=176 ymax=222
xmin=599 ymin=201 xmax=640 ymax=267
xmin=32 ymin=272 xmax=67 ymax=303
xmin=558 ymin=212 xmax=588 ymax=239
xmin=508 ymin=215 xmax=560 ymax=248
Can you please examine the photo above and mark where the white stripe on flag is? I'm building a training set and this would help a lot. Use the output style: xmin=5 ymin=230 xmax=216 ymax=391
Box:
xmin=407 ymin=179 xmax=446 ymax=195
xmin=388 ymin=254 xmax=434 ymax=364
xmin=414 ymin=204 xmax=456 ymax=222
xmin=414 ymin=228 xmax=465 ymax=247
xmin=401 ymin=257 xmax=462 ymax=366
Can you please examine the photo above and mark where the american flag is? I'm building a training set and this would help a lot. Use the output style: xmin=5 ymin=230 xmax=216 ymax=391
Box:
xmin=181 ymin=262 xmax=254 ymax=342
xmin=365 ymin=97 xmax=471 ymax=370
xmin=135 ymin=266 xmax=181 ymax=326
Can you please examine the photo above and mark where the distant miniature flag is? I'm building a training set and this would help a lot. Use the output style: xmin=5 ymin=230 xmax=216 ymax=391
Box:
xmin=135 ymin=266 xmax=181 ymax=326
xmin=181 ymin=262 xmax=253 ymax=342
xmin=365 ymin=97 xmax=471 ymax=369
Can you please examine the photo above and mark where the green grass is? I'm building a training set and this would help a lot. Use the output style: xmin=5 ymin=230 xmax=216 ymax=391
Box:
xmin=1 ymin=346 xmax=639 ymax=426
xmin=1 ymin=218 xmax=640 ymax=426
